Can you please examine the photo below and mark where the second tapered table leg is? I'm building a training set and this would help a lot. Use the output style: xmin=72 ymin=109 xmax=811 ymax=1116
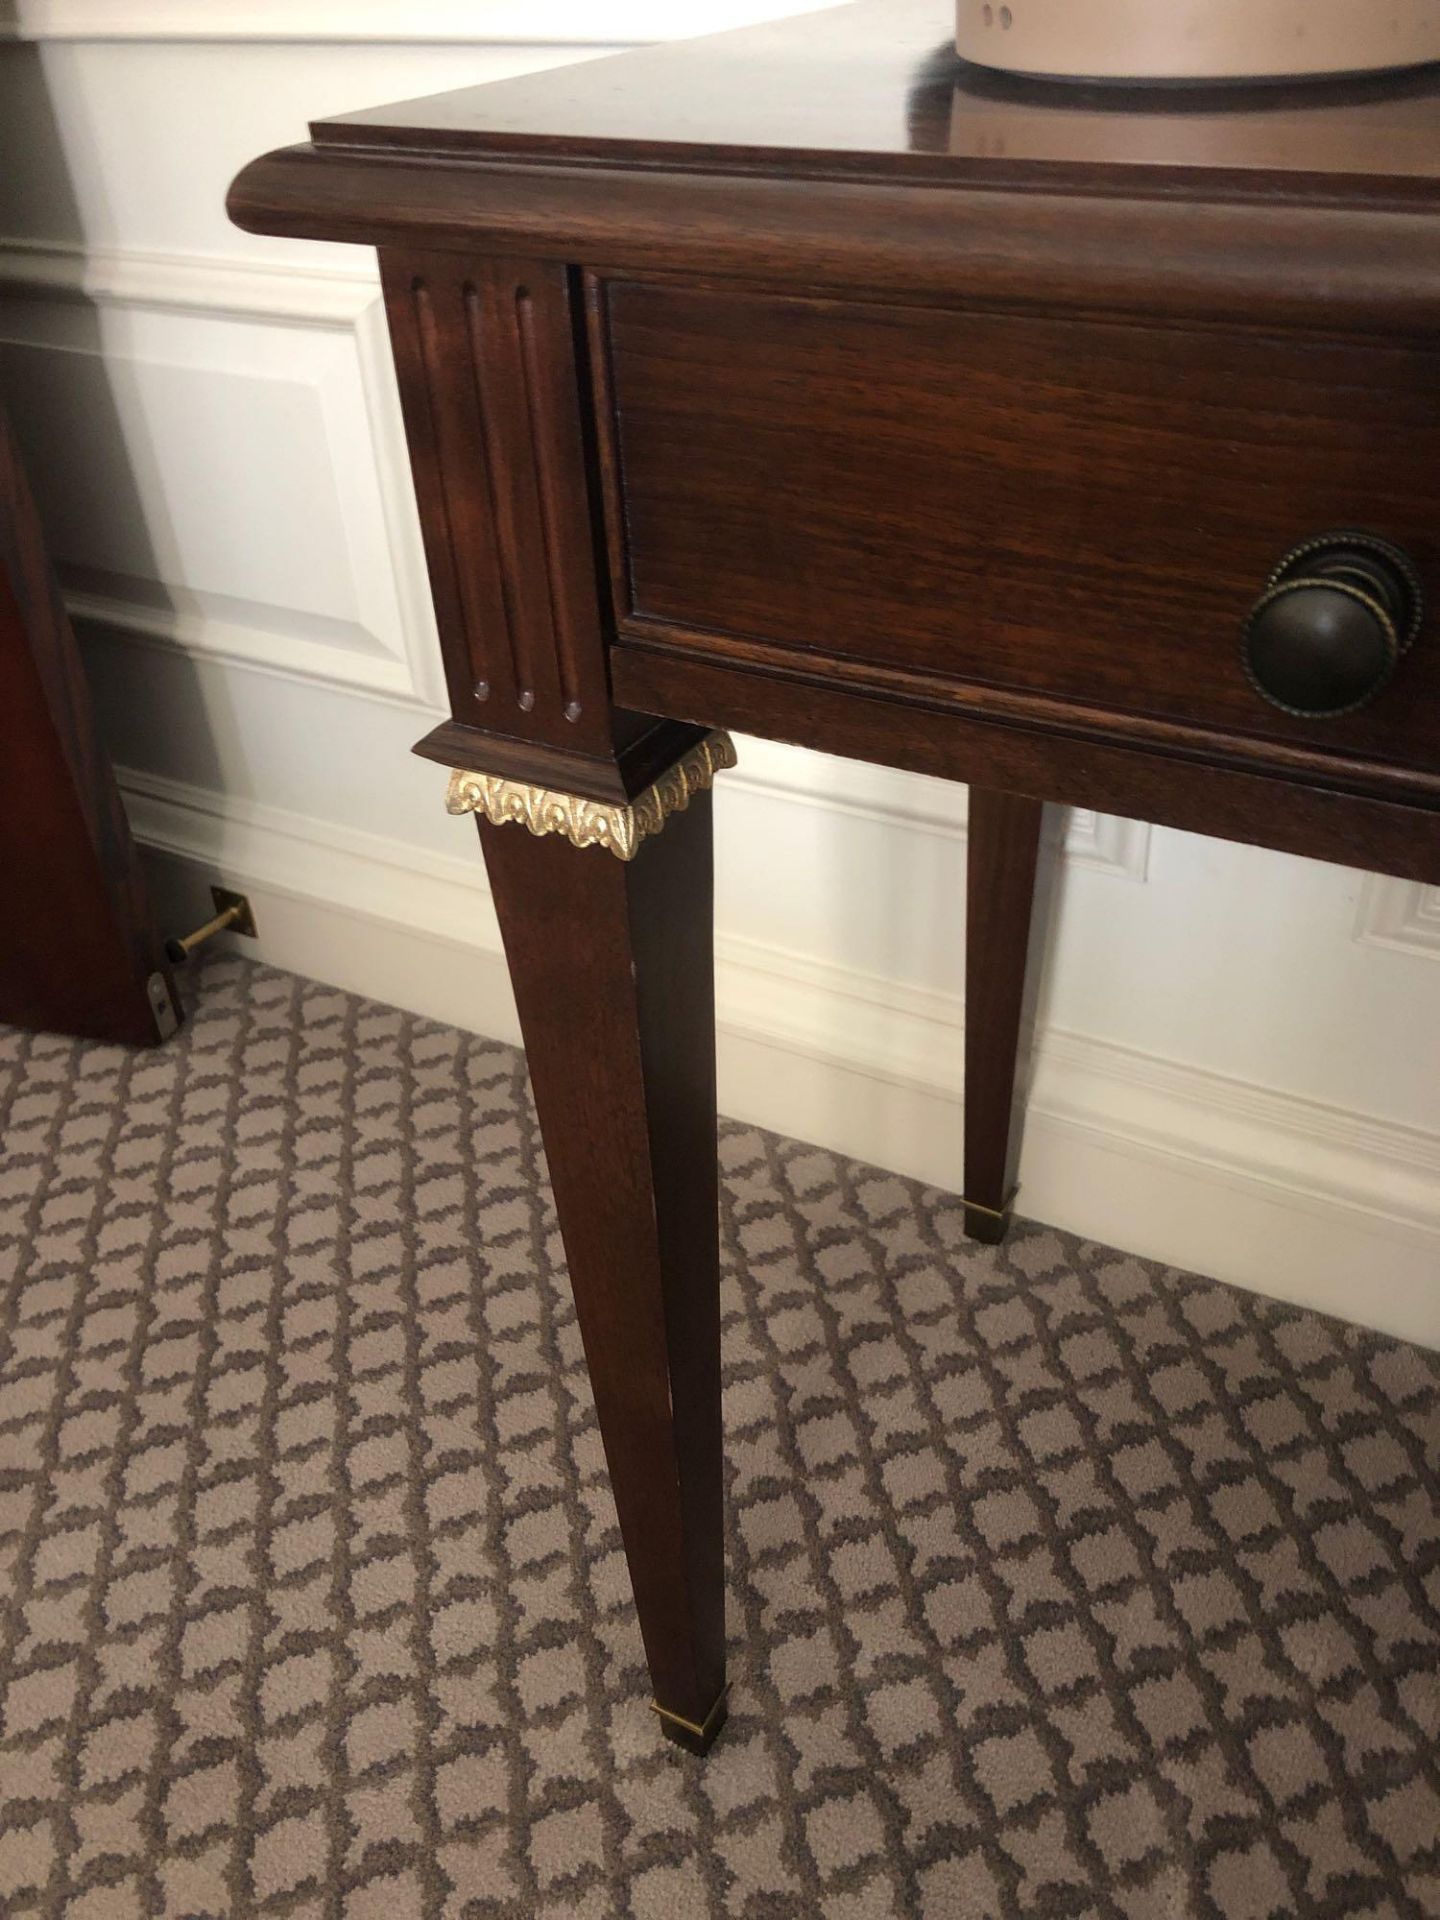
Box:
xmin=477 ymin=793 xmax=726 ymax=1752
xmin=964 ymin=787 xmax=1055 ymax=1244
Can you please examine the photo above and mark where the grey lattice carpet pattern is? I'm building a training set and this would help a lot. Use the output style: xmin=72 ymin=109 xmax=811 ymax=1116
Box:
xmin=2 ymin=956 xmax=1439 ymax=1920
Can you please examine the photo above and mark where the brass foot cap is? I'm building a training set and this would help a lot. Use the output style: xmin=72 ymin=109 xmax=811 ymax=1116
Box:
xmin=651 ymin=1686 xmax=730 ymax=1756
xmin=962 ymin=1187 xmax=1019 ymax=1245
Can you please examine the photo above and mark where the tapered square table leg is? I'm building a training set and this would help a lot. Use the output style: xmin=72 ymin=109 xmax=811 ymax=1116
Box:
xmin=964 ymin=788 xmax=1055 ymax=1244
xmin=478 ymin=794 xmax=726 ymax=1748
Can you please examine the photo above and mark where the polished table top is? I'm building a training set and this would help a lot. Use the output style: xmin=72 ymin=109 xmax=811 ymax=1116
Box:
xmin=313 ymin=0 xmax=1440 ymax=203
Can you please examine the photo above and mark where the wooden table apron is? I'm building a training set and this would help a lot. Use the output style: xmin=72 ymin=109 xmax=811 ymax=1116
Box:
xmin=228 ymin=0 xmax=1440 ymax=1753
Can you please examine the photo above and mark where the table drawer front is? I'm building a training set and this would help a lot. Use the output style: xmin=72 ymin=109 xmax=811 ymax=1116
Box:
xmin=599 ymin=280 xmax=1440 ymax=774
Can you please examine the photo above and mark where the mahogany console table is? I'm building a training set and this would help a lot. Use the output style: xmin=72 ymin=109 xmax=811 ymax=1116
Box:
xmin=230 ymin=0 xmax=1440 ymax=1753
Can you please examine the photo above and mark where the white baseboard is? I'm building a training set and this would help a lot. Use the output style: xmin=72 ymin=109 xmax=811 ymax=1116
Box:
xmin=121 ymin=765 xmax=1440 ymax=1350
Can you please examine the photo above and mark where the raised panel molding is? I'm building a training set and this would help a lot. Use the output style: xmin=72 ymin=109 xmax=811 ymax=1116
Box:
xmin=0 ymin=239 xmax=444 ymax=706
xmin=731 ymin=736 xmax=1152 ymax=880
xmin=0 ymin=1 xmax=828 ymax=43
xmin=0 ymin=240 xmax=379 ymax=324
xmin=1355 ymin=875 xmax=1440 ymax=959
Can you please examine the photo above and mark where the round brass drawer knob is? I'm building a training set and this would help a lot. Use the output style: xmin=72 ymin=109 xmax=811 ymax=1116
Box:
xmin=1241 ymin=532 xmax=1423 ymax=718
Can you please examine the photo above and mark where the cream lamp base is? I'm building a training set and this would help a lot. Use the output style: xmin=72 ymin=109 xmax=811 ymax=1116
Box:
xmin=956 ymin=0 xmax=1440 ymax=83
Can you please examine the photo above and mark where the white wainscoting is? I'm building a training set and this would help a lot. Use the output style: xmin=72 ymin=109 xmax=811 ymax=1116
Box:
xmin=1356 ymin=877 xmax=1440 ymax=960
xmin=2 ymin=19 xmax=1436 ymax=1347
xmin=0 ymin=240 xmax=442 ymax=703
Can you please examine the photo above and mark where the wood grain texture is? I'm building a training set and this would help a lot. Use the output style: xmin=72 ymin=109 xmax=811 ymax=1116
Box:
xmin=0 ymin=407 xmax=178 ymax=1047
xmin=230 ymin=3 xmax=1440 ymax=340
xmin=381 ymin=251 xmax=614 ymax=753
xmin=963 ymin=790 xmax=1054 ymax=1243
xmin=231 ymin=148 xmax=1440 ymax=341
xmin=600 ymin=278 xmax=1440 ymax=784
xmin=411 ymin=715 xmax=713 ymax=805
xmin=310 ymin=0 xmax=1440 ymax=202
xmin=610 ymin=620 xmax=1440 ymax=812
xmin=385 ymin=248 xmax=732 ymax=1738
xmin=478 ymin=799 xmax=725 ymax=1747
xmin=610 ymin=641 xmax=1440 ymax=885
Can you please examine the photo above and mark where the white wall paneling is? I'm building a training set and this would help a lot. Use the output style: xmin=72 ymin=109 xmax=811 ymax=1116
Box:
xmin=728 ymin=739 xmax=1153 ymax=883
xmin=0 ymin=39 xmax=614 ymax=271
xmin=1 ymin=15 xmax=1436 ymax=1343
xmin=0 ymin=239 xmax=442 ymax=702
xmin=1356 ymin=878 xmax=1440 ymax=960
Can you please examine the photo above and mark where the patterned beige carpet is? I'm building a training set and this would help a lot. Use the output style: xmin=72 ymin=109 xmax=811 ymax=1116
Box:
xmin=1 ymin=955 xmax=1439 ymax=1919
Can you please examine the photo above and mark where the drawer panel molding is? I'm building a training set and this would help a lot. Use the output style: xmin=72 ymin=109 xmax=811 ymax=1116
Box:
xmin=594 ymin=276 xmax=1440 ymax=792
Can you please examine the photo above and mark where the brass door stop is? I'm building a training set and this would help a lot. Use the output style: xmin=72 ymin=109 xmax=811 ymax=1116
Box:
xmin=165 ymin=887 xmax=257 ymax=963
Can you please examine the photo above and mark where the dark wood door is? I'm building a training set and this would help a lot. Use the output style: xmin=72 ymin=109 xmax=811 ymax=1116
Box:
xmin=0 ymin=406 xmax=180 ymax=1048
